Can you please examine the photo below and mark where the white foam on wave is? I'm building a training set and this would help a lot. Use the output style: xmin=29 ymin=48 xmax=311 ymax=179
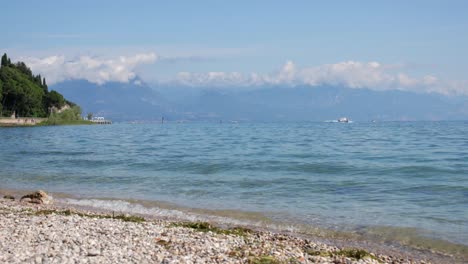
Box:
xmin=63 ymin=198 xmax=190 ymax=219
xmin=60 ymin=198 xmax=293 ymax=231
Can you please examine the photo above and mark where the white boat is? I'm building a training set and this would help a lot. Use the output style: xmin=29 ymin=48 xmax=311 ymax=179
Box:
xmin=338 ymin=117 xmax=349 ymax=123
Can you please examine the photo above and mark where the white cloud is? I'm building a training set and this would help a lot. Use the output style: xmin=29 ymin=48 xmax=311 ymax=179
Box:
xmin=173 ymin=60 xmax=467 ymax=95
xmin=177 ymin=71 xmax=255 ymax=87
xmin=21 ymin=53 xmax=157 ymax=85
xmin=14 ymin=51 xmax=467 ymax=95
xmin=298 ymin=61 xmax=392 ymax=89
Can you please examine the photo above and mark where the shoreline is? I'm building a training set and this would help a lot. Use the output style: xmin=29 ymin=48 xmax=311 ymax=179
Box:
xmin=1 ymin=189 xmax=465 ymax=263
xmin=0 ymin=117 xmax=95 ymax=127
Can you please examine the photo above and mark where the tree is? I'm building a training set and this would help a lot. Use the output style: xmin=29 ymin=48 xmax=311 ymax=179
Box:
xmin=46 ymin=105 xmax=83 ymax=125
xmin=42 ymin=77 xmax=48 ymax=92
xmin=15 ymin=62 xmax=32 ymax=77
xmin=34 ymin=74 xmax=41 ymax=85
xmin=1 ymin=53 xmax=7 ymax=67
xmin=46 ymin=90 xmax=66 ymax=109
xmin=87 ymin=112 xmax=93 ymax=120
xmin=0 ymin=56 xmax=71 ymax=118
xmin=0 ymin=78 xmax=3 ymax=113
xmin=0 ymin=66 xmax=46 ymax=117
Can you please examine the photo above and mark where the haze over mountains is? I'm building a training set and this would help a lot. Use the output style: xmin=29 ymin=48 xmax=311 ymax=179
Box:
xmin=51 ymin=78 xmax=468 ymax=122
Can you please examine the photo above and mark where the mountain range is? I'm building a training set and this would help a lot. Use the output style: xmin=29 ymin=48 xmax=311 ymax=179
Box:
xmin=51 ymin=78 xmax=468 ymax=122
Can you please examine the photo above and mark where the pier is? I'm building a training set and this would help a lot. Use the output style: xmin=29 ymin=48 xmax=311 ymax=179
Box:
xmin=90 ymin=117 xmax=112 ymax=124
xmin=90 ymin=119 xmax=112 ymax=124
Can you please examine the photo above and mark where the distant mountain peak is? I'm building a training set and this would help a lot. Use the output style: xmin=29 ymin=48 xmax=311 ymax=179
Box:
xmin=51 ymin=80 xmax=468 ymax=122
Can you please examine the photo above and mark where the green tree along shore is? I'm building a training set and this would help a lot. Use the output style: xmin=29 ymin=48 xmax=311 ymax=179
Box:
xmin=0 ymin=53 xmax=89 ymax=125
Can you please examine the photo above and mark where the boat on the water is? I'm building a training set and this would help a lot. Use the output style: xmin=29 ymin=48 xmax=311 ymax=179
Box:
xmin=338 ymin=117 xmax=349 ymax=123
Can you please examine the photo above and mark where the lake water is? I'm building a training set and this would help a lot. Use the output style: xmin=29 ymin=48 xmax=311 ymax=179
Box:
xmin=1 ymin=122 xmax=467 ymax=249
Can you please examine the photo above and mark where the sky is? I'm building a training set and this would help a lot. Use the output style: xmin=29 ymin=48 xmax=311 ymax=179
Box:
xmin=2 ymin=0 xmax=468 ymax=94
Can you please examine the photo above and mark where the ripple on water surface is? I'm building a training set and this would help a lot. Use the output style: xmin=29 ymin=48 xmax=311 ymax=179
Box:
xmin=0 ymin=121 xmax=467 ymax=250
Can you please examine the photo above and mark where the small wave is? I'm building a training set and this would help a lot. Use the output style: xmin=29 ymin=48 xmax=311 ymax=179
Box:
xmin=14 ymin=150 xmax=92 ymax=156
xmin=61 ymin=197 xmax=468 ymax=260
xmin=61 ymin=198 xmax=269 ymax=228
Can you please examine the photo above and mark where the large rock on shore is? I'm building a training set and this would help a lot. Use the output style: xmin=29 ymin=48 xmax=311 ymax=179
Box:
xmin=20 ymin=190 xmax=52 ymax=205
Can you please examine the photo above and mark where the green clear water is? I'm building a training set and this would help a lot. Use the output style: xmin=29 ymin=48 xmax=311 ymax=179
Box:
xmin=1 ymin=121 xmax=467 ymax=248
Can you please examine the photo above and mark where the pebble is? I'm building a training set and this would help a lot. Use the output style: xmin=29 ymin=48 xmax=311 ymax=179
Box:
xmin=87 ymin=249 xmax=100 ymax=257
xmin=0 ymin=198 xmax=446 ymax=264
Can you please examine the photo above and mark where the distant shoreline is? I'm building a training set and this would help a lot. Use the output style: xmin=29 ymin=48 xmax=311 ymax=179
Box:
xmin=0 ymin=117 xmax=46 ymax=126
xmin=0 ymin=117 xmax=94 ymax=127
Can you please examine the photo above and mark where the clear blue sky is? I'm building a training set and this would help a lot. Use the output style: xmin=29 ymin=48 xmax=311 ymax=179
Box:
xmin=2 ymin=0 xmax=468 ymax=89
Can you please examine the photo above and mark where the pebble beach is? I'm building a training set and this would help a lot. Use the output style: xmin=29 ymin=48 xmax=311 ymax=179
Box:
xmin=0 ymin=193 xmax=461 ymax=264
